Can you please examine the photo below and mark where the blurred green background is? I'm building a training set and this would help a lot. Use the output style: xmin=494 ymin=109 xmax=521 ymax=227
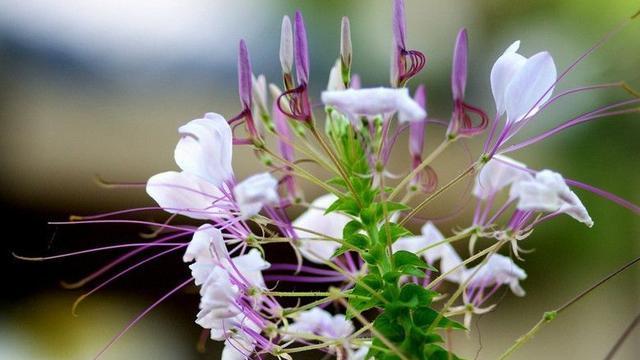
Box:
xmin=1 ymin=0 xmax=639 ymax=359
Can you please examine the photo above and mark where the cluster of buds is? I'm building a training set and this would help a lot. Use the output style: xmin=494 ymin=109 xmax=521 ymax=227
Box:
xmin=34 ymin=1 xmax=640 ymax=359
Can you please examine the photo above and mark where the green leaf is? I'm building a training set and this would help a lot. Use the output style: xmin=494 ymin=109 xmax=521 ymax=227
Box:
xmin=423 ymin=344 xmax=464 ymax=360
xmin=325 ymin=196 xmax=359 ymax=216
xmin=373 ymin=313 xmax=405 ymax=343
xmin=399 ymin=284 xmax=436 ymax=308
xmin=343 ymin=220 xmax=364 ymax=239
xmin=393 ymin=250 xmax=433 ymax=270
xmin=413 ymin=307 xmax=466 ymax=330
xmin=378 ymin=223 xmax=412 ymax=244
xmin=346 ymin=233 xmax=369 ymax=250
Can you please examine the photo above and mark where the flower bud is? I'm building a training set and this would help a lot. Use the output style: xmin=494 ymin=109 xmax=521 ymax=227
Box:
xmin=340 ymin=16 xmax=352 ymax=86
xmin=279 ymin=16 xmax=294 ymax=75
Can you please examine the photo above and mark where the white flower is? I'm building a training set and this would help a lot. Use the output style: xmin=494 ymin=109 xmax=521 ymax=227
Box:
xmin=174 ymin=113 xmax=234 ymax=186
xmin=462 ymin=254 xmax=527 ymax=297
xmin=233 ymin=172 xmax=280 ymax=218
xmin=286 ymin=307 xmax=354 ymax=339
xmin=146 ymin=171 xmax=229 ymax=220
xmin=292 ymin=194 xmax=351 ymax=264
xmin=490 ymin=41 xmax=557 ymax=123
xmin=230 ymin=248 xmax=271 ymax=289
xmin=197 ymin=267 xmax=241 ymax=321
xmin=222 ymin=331 xmax=258 ymax=360
xmin=510 ymin=169 xmax=593 ymax=227
xmin=147 ymin=113 xmax=235 ymax=220
xmin=392 ymin=222 xmax=464 ymax=282
xmin=321 ymin=87 xmax=426 ymax=123
xmin=183 ymin=224 xmax=226 ymax=263
xmin=472 ymin=155 xmax=533 ymax=199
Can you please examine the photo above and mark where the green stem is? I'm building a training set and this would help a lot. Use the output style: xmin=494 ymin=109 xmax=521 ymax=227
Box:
xmin=498 ymin=254 xmax=640 ymax=359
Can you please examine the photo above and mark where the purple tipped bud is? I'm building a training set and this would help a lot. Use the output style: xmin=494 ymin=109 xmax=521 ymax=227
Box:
xmin=390 ymin=0 xmax=425 ymax=87
xmin=280 ymin=16 xmax=294 ymax=75
xmin=294 ymin=11 xmax=310 ymax=84
xmin=409 ymin=85 xmax=427 ymax=161
xmin=451 ymin=28 xmax=468 ymax=102
xmin=238 ymin=40 xmax=253 ymax=109
xmin=392 ymin=0 xmax=407 ymax=50
xmin=340 ymin=16 xmax=352 ymax=81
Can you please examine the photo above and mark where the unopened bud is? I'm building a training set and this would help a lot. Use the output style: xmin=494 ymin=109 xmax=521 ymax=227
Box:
xmin=340 ymin=16 xmax=352 ymax=86
xmin=280 ymin=16 xmax=294 ymax=75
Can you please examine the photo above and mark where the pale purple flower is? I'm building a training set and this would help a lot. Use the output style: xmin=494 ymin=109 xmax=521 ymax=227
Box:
xmin=461 ymin=254 xmax=527 ymax=297
xmin=510 ymin=169 xmax=593 ymax=227
xmin=293 ymin=194 xmax=351 ymax=264
xmin=285 ymin=307 xmax=355 ymax=339
xmin=174 ymin=113 xmax=233 ymax=185
xmin=146 ymin=171 xmax=230 ymax=220
xmin=321 ymin=87 xmax=426 ymax=124
xmin=490 ymin=41 xmax=557 ymax=123
xmin=191 ymin=247 xmax=271 ymax=356
xmin=233 ymin=172 xmax=279 ymax=218
xmin=472 ymin=155 xmax=532 ymax=200
xmin=183 ymin=224 xmax=224 ymax=263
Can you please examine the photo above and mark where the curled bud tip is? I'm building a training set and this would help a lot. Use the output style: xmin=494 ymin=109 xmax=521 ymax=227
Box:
xmin=294 ymin=11 xmax=310 ymax=84
xmin=451 ymin=28 xmax=468 ymax=101
xmin=238 ymin=40 xmax=253 ymax=108
xmin=280 ymin=16 xmax=294 ymax=74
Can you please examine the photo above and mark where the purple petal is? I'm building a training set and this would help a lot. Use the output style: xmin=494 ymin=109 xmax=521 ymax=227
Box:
xmin=237 ymin=40 xmax=253 ymax=108
xmin=451 ymin=28 xmax=468 ymax=101
xmin=294 ymin=11 xmax=310 ymax=84
xmin=392 ymin=0 xmax=407 ymax=50
xmin=409 ymin=85 xmax=427 ymax=159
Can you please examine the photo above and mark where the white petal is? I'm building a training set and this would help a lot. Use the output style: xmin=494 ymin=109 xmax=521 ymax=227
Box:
xmin=233 ymin=172 xmax=279 ymax=218
xmin=286 ymin=308 xmax=354 ymax=339
xmin=321 ymin=87 xmax=426 ymax=123
xmin=183 ymin=224 xmax=218 ymax=262
xmin=231 ymin=249 xmax=270 ymax=288
xmin=490 ymin=41 xmax=527 ymax=116
xmin=462 ymin=254 xmax=526 ymax=296
xmin=505 ymin=51 xmax=556 ymax=122
xmin=327 ymin=59 xmax=345 ymax=91
xmin=293 ymin=194 xmax=351 ymax=264
xmin=222 ymin=333 xmax=255 ymax=360
xmin=510 ymin=169 xmax=592 ymax=226
xmin=473 ymin=155 xmax=533 ymax=199
xmin=146 ymin=171 xmax=227 ymax=220
xmin=174 ymin=113 xmax=234 ymax=186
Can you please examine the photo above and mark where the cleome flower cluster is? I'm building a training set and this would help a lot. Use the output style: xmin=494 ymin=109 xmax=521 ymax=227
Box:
xmin=34 ymin=1 xmax=640 ymax=359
